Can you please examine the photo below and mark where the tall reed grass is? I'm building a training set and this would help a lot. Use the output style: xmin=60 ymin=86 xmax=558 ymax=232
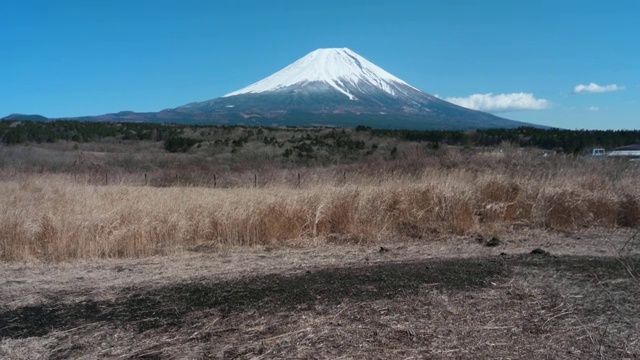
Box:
xmin=1 ymin=152 xmax=638 ymax=262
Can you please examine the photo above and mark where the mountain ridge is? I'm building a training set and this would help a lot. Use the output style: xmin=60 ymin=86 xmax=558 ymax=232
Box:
xmin=3 ymin=48 xmax=546 ymax=130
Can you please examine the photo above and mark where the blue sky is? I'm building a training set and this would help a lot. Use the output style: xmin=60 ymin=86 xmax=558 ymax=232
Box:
xmin=2 ymin=0 xmax=638 ymax=130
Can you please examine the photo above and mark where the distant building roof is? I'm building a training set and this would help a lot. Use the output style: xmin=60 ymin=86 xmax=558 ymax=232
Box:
xmin=612 ymin=144 xmax=640 ymax=151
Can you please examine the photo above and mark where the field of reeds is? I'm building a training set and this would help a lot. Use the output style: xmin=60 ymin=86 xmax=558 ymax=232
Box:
xmin=1 ymin=144 xmax=638 ymax=262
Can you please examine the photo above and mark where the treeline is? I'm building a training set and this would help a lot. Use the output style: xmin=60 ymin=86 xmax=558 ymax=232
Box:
xmin=369 ymin=127 xmax=640 ymax=153
xmin=1 ymin=120 xmax=639 ymax=154
xmin=0 ymin=121 xmax=181 ymax=144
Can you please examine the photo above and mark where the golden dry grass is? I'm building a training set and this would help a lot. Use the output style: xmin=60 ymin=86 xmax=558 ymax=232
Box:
xmin=1 ymin=150 xmax=638 ymax=262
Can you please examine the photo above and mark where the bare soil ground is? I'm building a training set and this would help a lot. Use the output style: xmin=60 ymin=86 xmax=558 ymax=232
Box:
xmin=1 ymin=230 xmax=639 ymax=359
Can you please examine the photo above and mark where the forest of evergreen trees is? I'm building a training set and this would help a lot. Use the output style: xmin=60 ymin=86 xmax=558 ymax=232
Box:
xmin=1 ymin=120 xmax=639 ymax=154
xmin=0 ymin=121 xmax=180 ymax=145
xmin=371 ymin=127 xmax=640 ymax=154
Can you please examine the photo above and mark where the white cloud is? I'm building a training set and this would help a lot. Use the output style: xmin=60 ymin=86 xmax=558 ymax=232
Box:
xmin=573 ymin=83 xmax=624 ymax=94
xmin=445 ymin=92 xmax=550 ymax=112
xmin=587 ymin=106 xmax=599 ymax=112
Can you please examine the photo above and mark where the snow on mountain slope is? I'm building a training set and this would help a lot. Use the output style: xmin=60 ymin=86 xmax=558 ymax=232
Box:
xmin=224 ymin=48 xmax=420 ymax=100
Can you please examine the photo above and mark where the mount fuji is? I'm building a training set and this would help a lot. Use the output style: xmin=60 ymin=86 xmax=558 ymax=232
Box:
xmin=160 ymin=48 xmax=536 ymax=130
xmin=6 ymin=48 xmax=542 ymax=130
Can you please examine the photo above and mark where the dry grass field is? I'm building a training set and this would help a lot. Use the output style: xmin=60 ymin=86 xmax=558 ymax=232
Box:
xmin=1 ymin=146 xmax=638 ymax=262
xmin=0 ymin=141 xmax=639 ymax=358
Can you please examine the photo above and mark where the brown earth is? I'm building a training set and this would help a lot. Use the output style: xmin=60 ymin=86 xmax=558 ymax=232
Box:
xmin=1 ymin=230 xmax=639 ymax=359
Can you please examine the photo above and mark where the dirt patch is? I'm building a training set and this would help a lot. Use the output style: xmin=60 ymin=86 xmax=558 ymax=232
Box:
xmin=1 ymin=232 xmax=639 ymax=359
xmin=0 ymin=257 xmax=507 ymax=339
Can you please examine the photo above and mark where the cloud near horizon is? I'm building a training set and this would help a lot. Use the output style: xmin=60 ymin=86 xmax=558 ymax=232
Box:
xmin=573 ymin=83 xmax=624 ymax=94
xmin=444 ymin=92 xmax=550 ymax=112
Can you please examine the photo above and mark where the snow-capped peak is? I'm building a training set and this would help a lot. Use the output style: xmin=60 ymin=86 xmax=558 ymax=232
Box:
xmin=224 ymin=48 xmax=419 ymax=100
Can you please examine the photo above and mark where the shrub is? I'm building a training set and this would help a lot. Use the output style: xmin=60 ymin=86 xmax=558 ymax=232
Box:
xmin=164 ymin=137 xmax=200 ymax=153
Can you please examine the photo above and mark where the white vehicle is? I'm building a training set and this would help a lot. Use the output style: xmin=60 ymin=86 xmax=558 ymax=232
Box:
xmin=608 ymin=144 xmax=640 ymax=158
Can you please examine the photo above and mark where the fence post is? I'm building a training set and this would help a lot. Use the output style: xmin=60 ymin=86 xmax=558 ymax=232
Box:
xmin=105 ymin=172 xmax=108 ymax=185
xmin=297 ymin=173 xmax=300 ymax=187
xmin=144 ymin=173 xmax=147 ymax=186
xmin=214 ymin=174 xmax=217 ymax=188
xmin=254 ymin=174 xmax=257 ymax=188
xmin=343 ymin=171 xmax=346 ymax=183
